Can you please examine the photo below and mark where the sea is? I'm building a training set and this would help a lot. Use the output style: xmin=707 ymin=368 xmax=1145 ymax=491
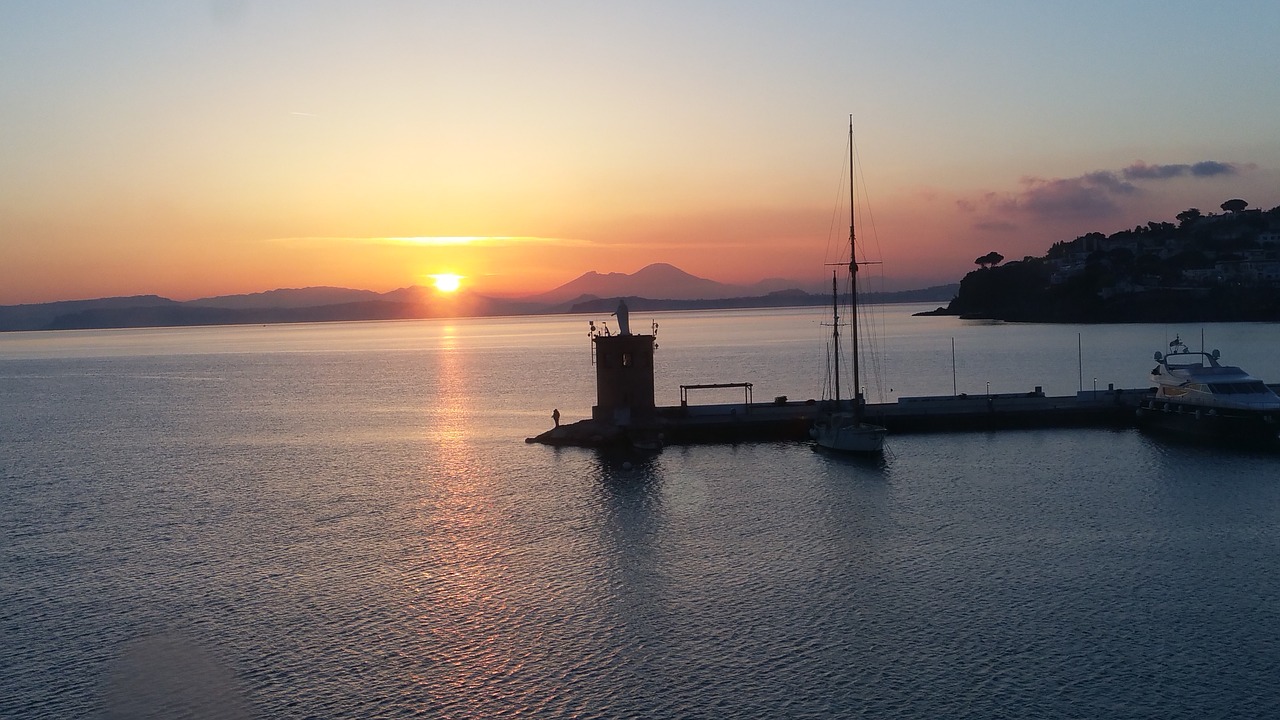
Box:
xmin=3 ymin=304 xmax=1279 ymax=719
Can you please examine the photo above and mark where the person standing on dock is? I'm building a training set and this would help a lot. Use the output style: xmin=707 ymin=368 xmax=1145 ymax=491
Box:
xmin=552 ymin=408 xmax=561 ymax=427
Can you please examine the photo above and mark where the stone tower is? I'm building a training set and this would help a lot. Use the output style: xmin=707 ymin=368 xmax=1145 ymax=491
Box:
xmin=591 ymin=332 xmax=656 ymax=425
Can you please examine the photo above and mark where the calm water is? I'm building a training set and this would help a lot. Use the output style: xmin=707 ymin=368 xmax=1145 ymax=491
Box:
xmin=3 ymin=306 xmax=1280 ymax=718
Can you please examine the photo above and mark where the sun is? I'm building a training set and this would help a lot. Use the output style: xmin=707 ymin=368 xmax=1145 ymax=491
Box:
xmin=429 ymin=273 xmax=464 ymax=293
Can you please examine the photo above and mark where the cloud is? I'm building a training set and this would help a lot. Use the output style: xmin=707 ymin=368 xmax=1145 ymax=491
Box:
xmin=1123 ymin=160 xmax=1241 ymax=180
xmin=1122 ymin=162 xmax=1186 ymax=180
xmin=997 ymin=174 xmax=1130 ymax=219
xmin=971 ymin=159 xmax=1244 ymax=223
xmin=1083 ymin=170 xmax=1141 ymax=195
xmin=973 ymin=220 xmax=1018 ymax=232
xmin=1190 ymin=161 xmax=1240 ymax=177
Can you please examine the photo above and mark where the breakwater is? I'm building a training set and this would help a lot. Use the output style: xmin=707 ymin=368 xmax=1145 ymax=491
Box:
xmin=527 ymin=386 xmax=1145 ymax=448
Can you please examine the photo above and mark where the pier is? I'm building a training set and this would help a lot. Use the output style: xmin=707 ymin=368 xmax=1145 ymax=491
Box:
xmin=524 ymin=304 xmax=1280 ymax=451
xmin=524 ymin=309 xmax=1150 ymax=449
xmin=528 ymin=385 xmax=1146 ymax=449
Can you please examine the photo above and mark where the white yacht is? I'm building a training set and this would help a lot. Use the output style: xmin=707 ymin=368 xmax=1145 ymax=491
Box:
xmin=1137 ymin=335 xmax=1280 ymax=443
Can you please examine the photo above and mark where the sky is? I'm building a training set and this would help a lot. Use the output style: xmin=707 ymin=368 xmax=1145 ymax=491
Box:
xmin=3 ymin=1 xmax=1279 ymax=305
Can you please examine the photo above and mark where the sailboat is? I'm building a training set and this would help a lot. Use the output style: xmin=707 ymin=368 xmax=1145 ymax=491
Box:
xmin=810 ymin=117 xmax=888 ymax=454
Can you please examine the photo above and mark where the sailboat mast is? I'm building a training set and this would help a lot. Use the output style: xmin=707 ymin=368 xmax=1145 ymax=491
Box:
xmin=848 ymin=115 xmax=860 ymax=415
xmin=831 ymin=271 xmax=841 ymax=406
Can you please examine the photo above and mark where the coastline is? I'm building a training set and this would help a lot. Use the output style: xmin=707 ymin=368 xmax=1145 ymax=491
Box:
xmin=0 ymin=286 xmax=958 ymax=333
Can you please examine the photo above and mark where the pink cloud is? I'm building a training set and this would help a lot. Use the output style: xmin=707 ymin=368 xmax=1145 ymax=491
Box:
xmin=968 ymin=159 xmax=1244 ymax=226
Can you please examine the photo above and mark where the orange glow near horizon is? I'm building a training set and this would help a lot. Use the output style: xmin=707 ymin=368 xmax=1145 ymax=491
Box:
xmin=0 ymin=175 xmax=1264 ymax=305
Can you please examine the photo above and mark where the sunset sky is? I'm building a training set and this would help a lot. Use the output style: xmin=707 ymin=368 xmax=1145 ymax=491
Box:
xmin=3 ymin=1 xmax=1279 ymax=305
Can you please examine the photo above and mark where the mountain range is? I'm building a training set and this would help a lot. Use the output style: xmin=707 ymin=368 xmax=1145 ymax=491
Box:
xmin=526 ymin=263 xmax=817 ymax=304
xmin=0 ymin=263 xmax=957 ymax=332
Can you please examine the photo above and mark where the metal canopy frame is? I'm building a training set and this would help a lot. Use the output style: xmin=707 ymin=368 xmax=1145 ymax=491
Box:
xmin=679 ymin=382 xmax=753 ymax=407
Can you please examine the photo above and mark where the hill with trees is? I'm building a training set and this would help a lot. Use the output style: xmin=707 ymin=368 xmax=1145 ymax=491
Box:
xmin=934 ymin=199 xmax=1280 ymax=322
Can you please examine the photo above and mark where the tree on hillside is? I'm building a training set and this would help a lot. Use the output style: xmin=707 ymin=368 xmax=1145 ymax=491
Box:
xmin=1176 ymin=208 xmax=1202 ymax=227
xmin=951 ymin=258 xmax=1051 ymax=319
xmin=1221 ymin=198 xmax=1249 ymax=213
xmin=975 ymin=251 xmax=1005 ymax=269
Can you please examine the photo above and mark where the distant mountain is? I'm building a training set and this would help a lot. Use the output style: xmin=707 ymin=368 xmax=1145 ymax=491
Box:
xmin=524 ymin=263 xmax=862 ymax=303
xmin=743 ymin=277 xmax=826 ymax=295
xmin=527 ymin=263 xmax=755 ymax=304
xmin=188 ymin=286 xmax=382 ymax=309
xmin=0 ymin=286 xmax=542 ymax=332
xmin=0 ymin=268 xmax=956 ymax=332
xmin=0 ymin=295 xmax=178 ymax=332
xmin=378 ymin=286 xmax=546 ymax=317
xmin=567 ymin=284 xmax=959 ymax=314
xmin=42 ymin=300 xmax=429 ymax=331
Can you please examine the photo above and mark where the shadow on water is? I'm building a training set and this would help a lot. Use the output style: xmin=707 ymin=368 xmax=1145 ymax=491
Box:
xmin=586 ymin=449 xmax=674 ymax=691
xmin=590 ymin=449 xmax=665 ymax=537
xmin=806 ymin=441 xmax=895 ymax=546
xmin=1137 ymin=427 xmax=1280 ymax=467
xmin=591 ymin=446 xmax=665 ymax=478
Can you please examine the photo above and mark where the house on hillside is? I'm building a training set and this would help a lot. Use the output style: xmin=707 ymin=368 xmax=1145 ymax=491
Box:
xmin=1048 ymin=263 xmax=1083 ymax=285
xmin=1218 ymin=258 xmax=1280 ymax=284
xmin=1183 ymin=267 xmax=1224 ymax=285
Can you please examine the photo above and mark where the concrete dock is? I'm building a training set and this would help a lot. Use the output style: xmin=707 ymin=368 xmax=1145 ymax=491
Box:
xmin=528 ymin=313 xmax=1269 ymax=451
xmin=527 ymin=386 xmax=1148 ymax=449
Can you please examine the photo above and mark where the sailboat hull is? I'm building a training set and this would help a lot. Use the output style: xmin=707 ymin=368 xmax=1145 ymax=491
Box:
xmin=811 ymin=414 xmax=887 ymax=453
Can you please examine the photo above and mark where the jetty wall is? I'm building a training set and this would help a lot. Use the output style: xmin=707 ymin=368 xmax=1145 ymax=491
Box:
xmin=528 ymin=387 xmax=1146 ymax=448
